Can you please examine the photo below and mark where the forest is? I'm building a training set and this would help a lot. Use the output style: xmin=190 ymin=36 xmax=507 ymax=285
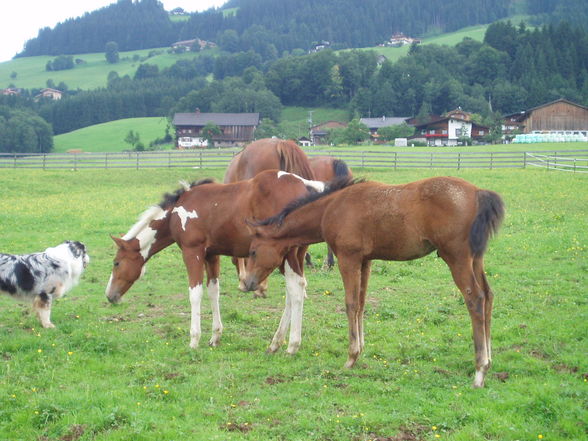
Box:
xmin=16 ymin=0 xmax=587 ymax=58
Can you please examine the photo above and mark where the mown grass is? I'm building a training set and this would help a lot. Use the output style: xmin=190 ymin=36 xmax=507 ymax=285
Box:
xmin=53 ymin=117 xmax=172 ymax=153
xmin=0 ymin=167 xmax=586 ymax=440
xmin=0 ymin=48 xmax=214 ymax=90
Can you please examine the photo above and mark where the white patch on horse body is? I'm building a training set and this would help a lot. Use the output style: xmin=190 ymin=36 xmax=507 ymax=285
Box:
xmin=122 ymin=207 xmax=168 ymax=259
xmin=172 ymin=206 xmax=198 ymax=231
xmin=277 ymin=171 xmax=326 ymax=193
xmin=136 ymin=226 xmax=158 ymax=260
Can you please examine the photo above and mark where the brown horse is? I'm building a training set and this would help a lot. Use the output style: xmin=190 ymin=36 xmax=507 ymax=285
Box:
xmin=244 ymin=176 xmax=504 ymax=388
xmin=306 ymin=156 xmax=352 ymax=268
xmin=106 ymin=170 xmax=326 ymax=353
xmin=224 ymin=138 xmax=315 ymax=297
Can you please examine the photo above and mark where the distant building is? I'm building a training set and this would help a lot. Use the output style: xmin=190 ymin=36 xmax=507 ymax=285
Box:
xmin=298 ymin=136 xmax=312 ymax=147
xmin=35 ymin=88 xmax=62 ymax=100
xmin=309 ymin=40 xmax=331 ymax=53
xmin=360 ymin=116 xmax=411 ymax=140
xmin=172 ymin=110 xmax=260 ymax=148
xmin=383 ymin=32 xmax=421 ymax=47
xmin=171 ymin=38 xmax=216 ymax=52
xmin=502 ymin=98 xmax=588 ymax=136
xmin=1 ymin=88 xmax=20 ymax=96
xmin=411 ymin=108 xmax=489 ymax=146
xmin=309 ymin=120 xmax=347 ymax=145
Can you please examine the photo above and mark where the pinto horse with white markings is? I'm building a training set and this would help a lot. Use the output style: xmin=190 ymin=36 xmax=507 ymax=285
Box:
xmin=306 ymin=156 xmax=352 ymax=268
xmin=224 ymin=138 xmax=315 ymax=298
xmin=106 ymin=170 xmax=325 ymax=353
xmin=244 ymin=176 xmax=505 ymax=387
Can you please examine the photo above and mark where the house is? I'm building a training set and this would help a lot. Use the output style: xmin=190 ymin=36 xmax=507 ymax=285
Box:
xmin=412 ymin=108 xmax=489 ymax=146
xmin=171 ymin=38 xmax=216 ymax=52
xmin=1 ymin=88 xmax=20 ymax=96
xmin=502 ymin=98 xmax=588 ymax=137
xmin=360 ymin=116 xmax=411 ymax=140
xmin=35 ymin=88 xmax=62 ymax=100
xmin=309 ymin=121 xmax=347 ymax=145
xmin=309 ymin=40 xmax=331 ymax=53
xmin=298 ymin=136 xmax=312 ymax=147
xmin=383 ymin=32 xmax=421 ymax=47
xmin=172 ymin=110 xmax=260 ymax=148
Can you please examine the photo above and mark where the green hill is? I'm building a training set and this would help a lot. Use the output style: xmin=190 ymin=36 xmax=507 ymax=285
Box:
xmin=53 ymin=117 xmax=171 ymax=153
xmin=1 ymin=48 xmax=215 ymax=90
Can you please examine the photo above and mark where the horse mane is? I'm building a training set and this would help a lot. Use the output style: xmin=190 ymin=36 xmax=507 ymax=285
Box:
xmin=124 ymin=178 xmax=215 ymax=240
xmin=255 ymin=176 xmax=363 ymax=227
xmin=158 ymin=178 xmax=215 ymax=209
xmin=332 ymin=159 xmax=351 ymax=178
xmin=277 ymin=140 xmax=315 ymax=180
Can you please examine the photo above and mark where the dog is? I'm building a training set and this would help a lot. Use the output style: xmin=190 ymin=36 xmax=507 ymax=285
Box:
xmin=0 ymin=241 xmax=89 ymax=328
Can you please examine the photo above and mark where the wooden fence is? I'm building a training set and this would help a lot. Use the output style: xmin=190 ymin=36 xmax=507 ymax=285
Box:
xmin=1 ymin=149 xmax=588 ymax=171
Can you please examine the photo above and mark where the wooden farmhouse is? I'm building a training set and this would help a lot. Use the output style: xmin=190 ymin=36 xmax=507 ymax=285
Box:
xmin=309 ymin=120 xmax=347 ymax=145
xmin=503 ymin=98 xmax=588 ymax=136
xmin=411 ymin=108 xmax=489 ymax=146
xmin=172 ymin=111 xmax=260 ymax=148
xmin=360 ymin=116 xmax=411 ymax=141
xmin=35 ymin=88 xmax=62 ymax=100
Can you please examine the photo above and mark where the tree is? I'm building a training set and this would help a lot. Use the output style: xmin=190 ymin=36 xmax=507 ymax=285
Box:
xmin=0 ymin=107 xmax=53 ymax=153
xmin=105 ymin=41 xmax=119 ymax=64
xmin=341 ymin=118 xmax=370 ymax=145
xmin=201 ymin=122 xmax=222 ymax=148
xmin=124 ymin=130 xmax=141 ymax=150
xmin=254 ymin=118 xmax=280 ymax=139
xmin=377 ymin=123 xmax=415 ymax=141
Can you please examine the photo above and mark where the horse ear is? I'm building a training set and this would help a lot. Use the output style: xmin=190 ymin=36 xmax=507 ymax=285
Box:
xmin=111 ymin=235 xmax=126 ymax=249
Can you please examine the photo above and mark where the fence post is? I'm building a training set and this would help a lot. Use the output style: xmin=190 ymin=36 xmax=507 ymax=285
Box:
xmin=430 ymin=153 xmax=433 ymax=169
xmin=168 ymin=151 xmax=171 ymax=168
xmin=43 ymin=154 xmax=46 ymax=170
xmin=361 ymin=151 xmax=365 ymax=168
xmin=105 ymin=153 xmax=108 ymax=169
xmin=394 ymin=152 xmax=397 ymax=171
xmin=136 ymin=152 xmax=139 ymax=170
xmin=14 ymin=154 xmax=17 ymax=168
xmin=74 ymin=154 xmax=78 ymax=171
xmin=200 ymin=151 xmax=203 ymax=169
xmin=490 ymin=152 xmax=493 ymax=170
xmin=523 ymin=152 xmax=527 ymax=168
xmin=457 ymin=152 xmax=461 ymax=170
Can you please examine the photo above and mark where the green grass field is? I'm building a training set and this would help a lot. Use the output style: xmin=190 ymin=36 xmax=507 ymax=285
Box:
xmin=0 ymin=166 xmax=586 ymax=440
xmin=0 ymin=48 xmax=214 ymax=90
xmin=53 ymin=117 xmax=172 ymax=153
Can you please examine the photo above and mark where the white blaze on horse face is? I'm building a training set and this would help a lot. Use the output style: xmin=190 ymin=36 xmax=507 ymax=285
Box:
xmin=277 ymin=171 xmax=326 ymax=193
xmin=172 ymin=206 xmax=199 ymax=231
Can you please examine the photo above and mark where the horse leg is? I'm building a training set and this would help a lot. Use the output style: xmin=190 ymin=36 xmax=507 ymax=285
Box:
xmin=474 ymin=257 xmax=493 ymax=367
xmin=304 ymin=252 xmax=314 ymax=268
xmin=284 ymin=253 xmax=307 ymax=355
xmin=442 ymin=252 xmax=490 ymax=388
xmin=182 ymin=247 xmax=205 ymax=349
xmin=206 ymin=255 xmax=223 ymax=347
xmin=267 ymin=284 xmax=292 ymax=353
xmin=337 ymin=254 xmax=363 ymax=368
xmin=235 ymin=257 xmax=247 ymax=292
xmin=326 ymin=245 xmax=336 ymax=269
xmin=358 ymin=260 xmax=372 ymax=352
xmin=255 ymin=276 xmax=268 ymax=299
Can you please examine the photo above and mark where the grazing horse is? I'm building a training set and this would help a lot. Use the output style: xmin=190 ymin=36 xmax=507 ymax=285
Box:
xmin=243 ymin=176 xmax=504 ymax=388
xmin=306 ymin=156 xmax=352 ymax=268
xmin=106 ymin=170 xmax=325 ymax=353
xmin=224 ymin=138 xmax=315 ymax=297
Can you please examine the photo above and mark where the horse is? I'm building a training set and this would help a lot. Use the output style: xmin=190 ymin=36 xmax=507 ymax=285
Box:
xmin=306 ymin=156 xmax=352 ymax=268
xmin=106 ymin=169 xmax=326 ymax=354
xmin=243 ymin=176 xmax=505 ymax=388
xmin=224 ymin=138 xmax=315 ymax=297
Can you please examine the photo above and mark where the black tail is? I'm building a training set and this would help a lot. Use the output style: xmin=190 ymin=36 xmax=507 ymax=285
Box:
xmin=332 ymin=159 xmax=351 ymax=178
xmin=469 ymin=190 xmax=505 ymax=258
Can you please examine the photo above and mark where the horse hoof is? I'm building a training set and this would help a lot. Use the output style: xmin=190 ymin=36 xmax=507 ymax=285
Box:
xmin=344 ymin=359 xmax=356 ymax=369
xmin=42 ymin=323 xmax=56 ymax=329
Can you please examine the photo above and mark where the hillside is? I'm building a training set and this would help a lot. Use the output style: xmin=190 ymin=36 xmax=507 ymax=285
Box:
xmin=16 ymin=0 xmax=585 ymax=60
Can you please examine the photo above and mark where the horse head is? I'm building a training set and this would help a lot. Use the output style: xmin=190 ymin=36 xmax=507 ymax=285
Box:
xmin=106 ymin=235 xmax=146 ymax=304
xmin=243 ymin=226 xmax=290 ymax=292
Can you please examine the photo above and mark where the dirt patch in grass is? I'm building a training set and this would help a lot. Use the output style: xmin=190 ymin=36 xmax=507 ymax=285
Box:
xmin=365 ymin=423 xmax=429 ymax=441
xmin=59 ymin=425 xmax=86 ymax=441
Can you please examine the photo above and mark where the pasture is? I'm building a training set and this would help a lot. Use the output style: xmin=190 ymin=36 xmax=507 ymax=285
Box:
xmin=0 ymin=167 xmax=586 ymax=440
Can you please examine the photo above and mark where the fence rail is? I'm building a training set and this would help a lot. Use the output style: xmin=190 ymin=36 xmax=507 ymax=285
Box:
xmin=1 ymin=149 xmax=588 ymax=171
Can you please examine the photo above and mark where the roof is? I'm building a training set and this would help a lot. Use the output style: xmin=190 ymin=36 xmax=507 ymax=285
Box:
xmin=173 ymin=112 xmax=260 ymax=127
xmin=503 ymin=98 xmax=588 ymax=120
xmin=360 ymin=116 xmax=410 ymax=129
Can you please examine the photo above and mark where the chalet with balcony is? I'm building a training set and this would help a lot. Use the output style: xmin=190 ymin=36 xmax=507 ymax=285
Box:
xmin=172 ymin=111 xmax=260 ymax=148
xmin=412 ymin=108 xmax=489 ymax=146
xmin=35 ymin=88 xmax=62 ymax=100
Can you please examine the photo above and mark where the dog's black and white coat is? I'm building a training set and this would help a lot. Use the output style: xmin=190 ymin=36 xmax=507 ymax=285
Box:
xmin=0 ymin=241 xmax=89 ymax=328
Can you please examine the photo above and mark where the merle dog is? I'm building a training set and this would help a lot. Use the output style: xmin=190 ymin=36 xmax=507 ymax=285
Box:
xmin=0 ymin=241 xmax=89 ymax=328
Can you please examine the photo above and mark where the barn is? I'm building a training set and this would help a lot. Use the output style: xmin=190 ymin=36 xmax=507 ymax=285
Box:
xmin=173 ymin=110 xmax=260 ymax=148
xmin=503 ymin=98 xmax=588 ymax=135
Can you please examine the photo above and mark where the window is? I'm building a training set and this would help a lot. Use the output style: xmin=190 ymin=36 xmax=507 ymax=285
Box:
xmin=456 ymin=128 xmax=462 ymax=137
xmin=479 ymin=130 xmax=485 ymax=136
